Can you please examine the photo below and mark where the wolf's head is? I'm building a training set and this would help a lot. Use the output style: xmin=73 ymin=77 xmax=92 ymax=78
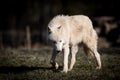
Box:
xmin=47 ymin=15 xmax=68 ymax=52
xmin=48 ymin=24 xmax=65 ymax=52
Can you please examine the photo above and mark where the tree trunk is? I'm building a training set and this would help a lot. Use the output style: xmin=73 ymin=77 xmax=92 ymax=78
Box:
xmin=26 ymin=26 xmax=31 ymax=50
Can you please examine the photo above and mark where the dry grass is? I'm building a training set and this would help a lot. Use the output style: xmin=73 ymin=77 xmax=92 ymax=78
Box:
xmin=0 ymin=47 xmax=120 ymax=80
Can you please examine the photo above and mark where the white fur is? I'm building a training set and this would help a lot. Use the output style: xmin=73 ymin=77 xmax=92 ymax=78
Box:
xmin=48 ymin=15 xmax=101 ymax=73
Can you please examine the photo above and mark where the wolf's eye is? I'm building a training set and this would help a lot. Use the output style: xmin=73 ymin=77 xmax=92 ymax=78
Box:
xmin=59 ymin=40 xmax=62 ymax=42
xmin=48 ymin=31 xmax=51 ymax=34
xmin=57 ymin=26 xmax=61 ymax=29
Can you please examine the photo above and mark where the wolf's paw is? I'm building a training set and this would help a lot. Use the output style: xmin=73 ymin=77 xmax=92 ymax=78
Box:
xmin=96 ymin=66 xmax=101 ymax=70
xmin=55 ymin=62 xmax=59 ymax=69
xmin=61 ymin=69 xmax=68 ymax=73
xmin=61 ymin=70 xmax=68 ymax=73
xmin=50 ymin=61 xmax=59 ymax=69
xmin=68 ymin=68 xmax=72 ymax=71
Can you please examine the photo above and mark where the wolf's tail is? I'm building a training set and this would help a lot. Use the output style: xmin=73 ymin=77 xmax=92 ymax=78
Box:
xmin=83 ymin=45 xmax=94 ymax=57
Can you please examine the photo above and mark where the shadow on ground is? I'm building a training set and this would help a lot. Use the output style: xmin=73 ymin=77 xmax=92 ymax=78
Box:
xmin=0 ymin=66 xmax=53 ymax=74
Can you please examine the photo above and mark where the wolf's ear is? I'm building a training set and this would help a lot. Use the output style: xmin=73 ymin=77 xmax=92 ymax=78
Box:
xmin=57 ymin=26 xmax=61 ymax=29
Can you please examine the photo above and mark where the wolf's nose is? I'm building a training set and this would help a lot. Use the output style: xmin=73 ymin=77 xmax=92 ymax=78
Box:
xmin=57 ymin=50 xmax=61 ymax=53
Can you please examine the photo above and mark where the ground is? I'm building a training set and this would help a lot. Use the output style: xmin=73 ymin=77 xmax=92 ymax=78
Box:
xmin=0 ymin=46 xmax=120 ymax=80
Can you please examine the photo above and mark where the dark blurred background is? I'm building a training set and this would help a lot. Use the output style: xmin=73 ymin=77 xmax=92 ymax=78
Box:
xmin=0 ymin=0 xmax=120 ymax=49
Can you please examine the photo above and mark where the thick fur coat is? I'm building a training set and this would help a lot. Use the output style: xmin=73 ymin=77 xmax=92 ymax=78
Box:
xmin=48 ymin=15 xmax=101 ymax=73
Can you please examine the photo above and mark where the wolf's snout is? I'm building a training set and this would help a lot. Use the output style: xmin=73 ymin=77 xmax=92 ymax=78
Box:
xmin=56 ymin=50 xmax=61 ymax=53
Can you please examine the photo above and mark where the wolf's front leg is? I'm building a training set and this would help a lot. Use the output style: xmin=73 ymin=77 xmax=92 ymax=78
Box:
xmin=69 ymin=45 xmax=78 ymax=71
xmin=50 ymin=49 xmax=59 ymax=69
xmin=62 ymin=45 xmax=70 ymax=73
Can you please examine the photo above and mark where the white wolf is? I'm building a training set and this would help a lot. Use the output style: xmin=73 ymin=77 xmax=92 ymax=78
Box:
xmin=47 ymin=15 xmax=101 ymax=73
